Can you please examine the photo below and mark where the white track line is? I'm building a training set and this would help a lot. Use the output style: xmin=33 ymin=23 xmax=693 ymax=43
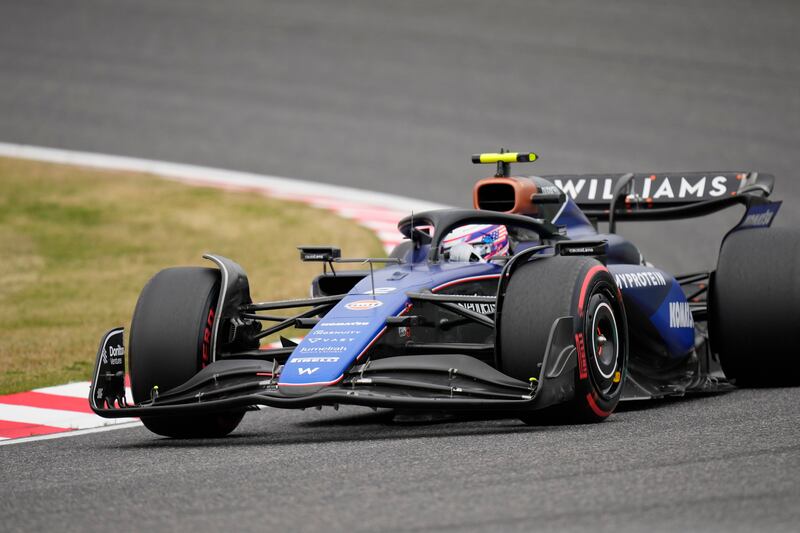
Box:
xmin=0 ymin=141 xmax=448 ymax=444
xmin=0 ymin=142 xmax=448 ymax=214
xmin=32 ymin=382 xmax=134 ymax=404
xmin=33 ymin=382 xmax=92 ymax=398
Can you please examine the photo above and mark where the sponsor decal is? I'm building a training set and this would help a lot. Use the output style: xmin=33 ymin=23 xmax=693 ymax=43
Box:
xmin=444 ymin=289 xmax=497 ymax=315
xmin=364 ymin=287 xmax=396 ymax=295
xmin=737 ymin=201 xmax=781 ymax=230
xmin=614 ymin=270 xmax=667 ymax=290
xmin=299 ymin=346 xmax=347 ymax=353
xmin=101 ymin=345 xmax=124 ymax=366
xmin=457 ymin=302 xmax=497 ymax=315
xmin=320 ymin=321 xmax=370 ymax=327
xmin=297 ymin=367 xmax=319 ymax=375
xmin=556 ymin=241 xmax=607 ymax=258
xmin=290 ymin=357 xmax=340 ymax=363
xmin=742 ymin=211 xmax=775 ymax=227
xmin=669 ymin=301 xmax=694 ymax=328
xmin=553 ymin=174 xmax=733 ymax=204
xmin=566 ymin=247 xmax=595 ymax=254
xmin=344 ymin=299 xmax=383 ymax=311
xmin=107 ymin=345 xmax=124 ymax=365
xmin=307 ymin=337 xmax=355 ymax=343
xmin=538 ymin=184 xmax=562 ymax=196
xmin=312 ymin=329 xmax=359 ymax=336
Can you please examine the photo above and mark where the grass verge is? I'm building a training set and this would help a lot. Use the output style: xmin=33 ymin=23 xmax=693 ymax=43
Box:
xmin=0 ymin=156 xmax=384 ymax=394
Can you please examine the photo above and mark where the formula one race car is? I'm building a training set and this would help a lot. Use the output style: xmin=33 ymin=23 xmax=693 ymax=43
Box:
xmin=90 ymin=152 xmax=799 ymax=438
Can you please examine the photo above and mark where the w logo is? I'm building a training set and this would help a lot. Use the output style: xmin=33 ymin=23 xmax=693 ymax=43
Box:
xmin=298 ymin=367 xmax=319 ymax=375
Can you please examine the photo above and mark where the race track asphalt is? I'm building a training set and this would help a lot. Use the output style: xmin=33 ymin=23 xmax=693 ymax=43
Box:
xmin=1 ymin=1 xmax=799 ymax=531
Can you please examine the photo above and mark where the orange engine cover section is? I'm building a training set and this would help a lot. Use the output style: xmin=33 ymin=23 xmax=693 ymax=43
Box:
xmin=472 ymin=176 xmax=540 ymax=216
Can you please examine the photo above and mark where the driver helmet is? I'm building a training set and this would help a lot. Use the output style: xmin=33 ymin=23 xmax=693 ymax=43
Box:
xmin=442 ymin=224 xmax=509 ymax=262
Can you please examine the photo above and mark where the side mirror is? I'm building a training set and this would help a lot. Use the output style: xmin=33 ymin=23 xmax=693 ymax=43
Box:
xmin=297 ymin=246 xmax=341 ymax=262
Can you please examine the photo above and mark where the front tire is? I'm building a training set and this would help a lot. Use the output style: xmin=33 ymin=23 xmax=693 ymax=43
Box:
xmin=129 ymin=267 xmax=244 ymax=438
xmin=710 ymin=227 xmax=800 ymax=387
xmin=499 ymin=256 xmax=628 ymax=423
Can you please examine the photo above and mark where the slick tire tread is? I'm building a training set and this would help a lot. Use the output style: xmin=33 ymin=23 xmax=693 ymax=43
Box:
xmin=499 ymin=256 xmax=627 ymax=424
xmin=129 ymin=267 xmax=244 ymax=438
xmin=711 ymin=227 xmax=800 ymax=387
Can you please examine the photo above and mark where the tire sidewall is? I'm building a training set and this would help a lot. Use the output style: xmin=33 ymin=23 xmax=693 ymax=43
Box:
xmin=128 ymin=267 xmax=245 ymax=438
xmin=129 ymin=267 xmax=221 ymax=403
xmin=570 ymin=263 xmax=628 ymax=419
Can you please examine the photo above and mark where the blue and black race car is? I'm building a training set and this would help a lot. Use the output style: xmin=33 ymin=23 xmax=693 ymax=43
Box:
xmin=90 ymin=152 xmax=798 ymax=438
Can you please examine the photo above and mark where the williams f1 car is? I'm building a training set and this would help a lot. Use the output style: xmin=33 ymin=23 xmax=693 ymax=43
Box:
xmin=90 ymin=152 xmax=799 ymax=437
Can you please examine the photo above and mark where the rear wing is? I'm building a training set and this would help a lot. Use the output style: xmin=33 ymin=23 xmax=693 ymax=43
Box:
xmin=468 ymin=154 xmax=777 ymax=230
xmin=542 ymin=172 xmax=773 ymax=210
xmin=538 ymin=172 xmax=775 ymax=228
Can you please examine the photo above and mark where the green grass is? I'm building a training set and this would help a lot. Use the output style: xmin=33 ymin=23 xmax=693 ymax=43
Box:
xmin=0 ymin=157 xmax=384 ymax=394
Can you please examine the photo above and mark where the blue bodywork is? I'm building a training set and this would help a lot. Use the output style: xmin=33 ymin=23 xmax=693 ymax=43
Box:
xmin=279 ymin=196 xmax=694 ymax=388
xmin=279 ymin=262 xmax=501 ymax=387
xmin=88 ymin=169 xmax=786 ymax=427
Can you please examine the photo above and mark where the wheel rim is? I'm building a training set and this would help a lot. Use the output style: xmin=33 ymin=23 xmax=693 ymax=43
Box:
xmin=591 ymin=302 xmax=618 ymax=379
xmin=584 ymin=287 xmax=624 ymax=398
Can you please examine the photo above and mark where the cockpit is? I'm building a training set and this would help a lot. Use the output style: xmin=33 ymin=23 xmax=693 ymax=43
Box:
xmin=441 ymin=224 xmax=509 ymax=263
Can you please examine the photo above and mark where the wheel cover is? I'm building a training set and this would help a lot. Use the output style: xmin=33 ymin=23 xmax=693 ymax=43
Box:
xmin=584 ymin=287 xmax=624 ymax=399
xmin=591 ymin=302 xmax=618 ymax=379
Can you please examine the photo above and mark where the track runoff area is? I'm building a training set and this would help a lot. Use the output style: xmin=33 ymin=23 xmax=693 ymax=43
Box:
xmin=0 ymin=142 xmax=447 ymax=445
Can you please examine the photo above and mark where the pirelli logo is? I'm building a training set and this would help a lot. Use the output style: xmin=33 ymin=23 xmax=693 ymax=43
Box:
xmin=575 ymin=332 xmax=588 ymax=380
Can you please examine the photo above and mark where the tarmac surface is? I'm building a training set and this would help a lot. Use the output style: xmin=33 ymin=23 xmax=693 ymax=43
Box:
xmin=1 ymin=1 xmax=799 ymax=531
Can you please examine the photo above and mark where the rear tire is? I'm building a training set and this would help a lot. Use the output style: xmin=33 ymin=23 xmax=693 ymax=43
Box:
xmin=499 ymin=256 xmax=627 ymax=423
xmin=710 ymin=227 xmax=800 ymax=387
xmin=129 ymin=267 xmax=244 ymax=438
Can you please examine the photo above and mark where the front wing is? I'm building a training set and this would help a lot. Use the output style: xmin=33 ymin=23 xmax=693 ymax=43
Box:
xmin=89 ymin=320 xmax=579 ymax=417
